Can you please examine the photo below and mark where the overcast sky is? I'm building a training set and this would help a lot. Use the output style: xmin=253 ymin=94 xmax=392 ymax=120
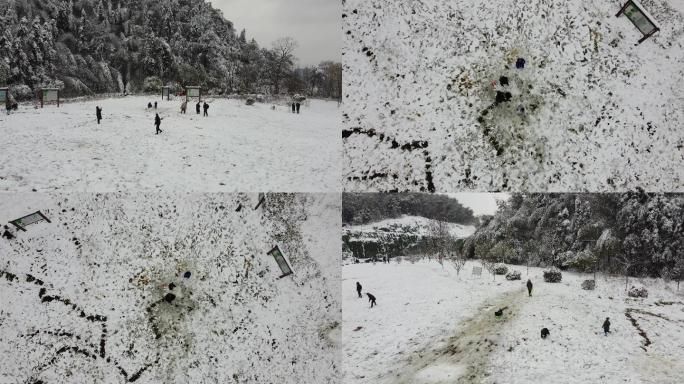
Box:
xmin=209 ymin=0 xmax=341 ymax=66
xmin=446 ymin=193 xmax=510 ymax=216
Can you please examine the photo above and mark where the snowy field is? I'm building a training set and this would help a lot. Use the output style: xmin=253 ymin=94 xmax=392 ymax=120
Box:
xmin=0 ymin=193 xmax=341 ymax=383
xmin=342 ymin=0 xmax=684 ymax=192
xmin=0 ymin=96 xmax=340 ymax=192
xmin=343 ymin=260 xmax=684 ymax=384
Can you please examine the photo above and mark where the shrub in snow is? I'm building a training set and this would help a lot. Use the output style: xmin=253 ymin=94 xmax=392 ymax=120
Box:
xmin=256 ymin=94 xmax=265 ymax=103
xmin=543 ymin=269 xmax=562 ymax=283
xmin=494 ymin=265 xmax=508 ymax=275
xmin=628 ymin=286 xmax=648 ymax=298
xmin=9 ymin=84 xmax=33 ymax=100
xmin=246 ymin=98 xmax=255 ymax=106
xmin=143 ymin=76 xmax=163 ymax=93
xmin=581 ymin=279 xmax=596 ymax=290
xmin=506 ymin=270 xmax=521 ymax=280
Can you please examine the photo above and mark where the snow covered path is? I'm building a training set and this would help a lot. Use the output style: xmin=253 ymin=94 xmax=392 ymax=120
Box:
xmin=343 ymin=260 xmax=684 ymax=384
xmin=0 ymin=96 xmax=340 ymax=192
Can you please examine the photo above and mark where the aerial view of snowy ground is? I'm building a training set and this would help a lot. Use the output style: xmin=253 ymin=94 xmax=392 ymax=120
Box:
xmin=0 ymin=193 xmax=341 ymax=383
xmin=0 ymin=96 xmax=340 ymax=193
xmin=342 ymin=0 xmax=684 ymax=192
xmin=343 ymin=260 xmax=684 ymax=384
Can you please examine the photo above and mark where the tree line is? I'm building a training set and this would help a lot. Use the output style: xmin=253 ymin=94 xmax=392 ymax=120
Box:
xmin=342 ymin=193 xmax=476 ymax=226
xmin=0 ymin=0 xmax=342 ymax=99
xmin=463 ymin=193 xmax=684 ymax=283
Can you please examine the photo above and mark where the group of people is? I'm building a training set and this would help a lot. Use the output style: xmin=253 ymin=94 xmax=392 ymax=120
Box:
xmin=291 ymin=101 xmax=302 ymax=114
xmin=94 ymin=99 xmax=211 ymax=135
xmin=356 ymin=281 xmax=377 ymax=308
xmin=180 ymin=100 xmax=210 ymax=116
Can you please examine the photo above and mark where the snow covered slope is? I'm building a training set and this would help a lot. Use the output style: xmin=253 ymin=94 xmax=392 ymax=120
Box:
xmin=0 ymin=193 xmax=340 ymax=383
xmin=346 ymin=215 xmax=476 ymax=239
xmin=0 ymin=96 xmax=340 ymax=193
xmin=343 ymin=260 xmax=684 ymax=384
xmin=342 ymin=0 xmax=684 ymax=192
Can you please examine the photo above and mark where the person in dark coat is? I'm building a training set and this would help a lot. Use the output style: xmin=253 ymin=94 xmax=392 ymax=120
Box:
xmin=154 ymin=101 xmax=158 ymax=109
xmin=196 ymin=102 xmax=201 ymax=114
xmin=603 ymin=317 xmax=611 ymax=335
xmin=148 ymin=102 xmax=153 ymax=109
xmin=154 ymin=113 xmax=163 ymax=134
xmin=291 ymin=102 xmax=296 ymax=113
xmin=296 ymin=102 xmax=301 ymax=114
xmin=526 ymin=279 xmax=533 ymax=297
xmin=367 ymin=292 xmax=377 ymax=308
xmin=203 ymin=102 xmax=209 ymax=117
xmin=356 ymin=282 xmax=362 ymax=298
xmin=541 ymin=327 xmax=550 ymax=339
xmin=96 ymin=106 xmax=102 ymax=124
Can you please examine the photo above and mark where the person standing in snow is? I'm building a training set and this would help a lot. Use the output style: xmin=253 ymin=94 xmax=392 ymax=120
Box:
xmin=603 ymin=317 xmax=611 ymax=335
xmin=203 ymin=102 xmax=209 ymax=117
xmin=196 ymin=101 xmax=201 ymax=114
xmin=96 ymin=106 xmax=102 ymax=124
xmin=154 ymin=101 xmax=158 ymax=109
xmin=367 ymin=292 xmax=377 ymax=308
xmin=296 ymin=102 xmax=301 ymax=114
xmin=180 ymin=101 xmax=187 ymax=114
xmin=356 ymin=282 xmax=362 ymax=298
xmin=154 ymin=113 xmax=163 ymax=135
xmin=291 ymin=102 xmax=296 ymax=113
xmin=526 ymin=279 xmax=533 ymax=297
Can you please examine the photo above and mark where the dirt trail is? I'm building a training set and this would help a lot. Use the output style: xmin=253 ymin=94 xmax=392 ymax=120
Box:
xmin=391 ymin=287 xmax=526 ymax=384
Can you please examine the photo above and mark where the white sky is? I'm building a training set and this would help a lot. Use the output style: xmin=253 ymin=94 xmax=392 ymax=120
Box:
xmin=209 ymin=0 xmax=341 ymax=66
xmin=445 ymin=193 xmax=510 ymax=216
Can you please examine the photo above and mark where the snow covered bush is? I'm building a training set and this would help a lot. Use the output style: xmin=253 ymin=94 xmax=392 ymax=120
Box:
xmin=494 ymin=264 xmax=508 ymax=275
xmin=543 ymin=269 xmax=562 ymax=283
xmin=9 ymin=84 xmax=33 ymax=101
xmin=246 ymin=98 xmax=255 ymax=106
xmin=143 ymin=76 xmax=163 ymax=93
xmin=581 ymin=279 xmax=596 ymax=290
xmin=505 ymin=270 xmax=521 ymax=280
xmin=628 ymin=286 xmax=648 ymax=298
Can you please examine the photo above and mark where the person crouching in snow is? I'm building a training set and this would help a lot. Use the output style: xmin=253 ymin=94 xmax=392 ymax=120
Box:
xmin=603 ymin=317 xmax=611 ymax=335
xmin=366 ymin=292 xmax=377 ymax=308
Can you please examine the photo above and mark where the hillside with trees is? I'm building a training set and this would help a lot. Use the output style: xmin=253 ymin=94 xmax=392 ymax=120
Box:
xmin=342 ymin=193 xmax=476 ymax=226
xmin=464 ymin=193 xmax=684 ymax=282
xmin=0 ymin=0 xmax=342 ymax=99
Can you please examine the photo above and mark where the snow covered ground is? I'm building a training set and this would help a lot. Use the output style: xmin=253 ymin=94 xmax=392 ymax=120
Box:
xmin=0 ymin=96 xmax=340 ymax=192
xmin=343 ymin=260 xmax=684 ymax=384
xmin=0 ymin=193 xmax=341 ymax=383
xmin=342 ymin=0 xmax=684 ymax=192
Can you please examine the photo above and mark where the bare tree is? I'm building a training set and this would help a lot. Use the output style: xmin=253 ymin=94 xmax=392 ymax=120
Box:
xmin=447 ymin=238 xmax=467 ymax=277
xmin=427 ymin=220 xmax=450 ymax=268
xmin=269 ymin=37 xmax=298 ymax=95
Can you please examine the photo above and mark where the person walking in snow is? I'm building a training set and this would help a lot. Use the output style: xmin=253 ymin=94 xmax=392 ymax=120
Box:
xmin=180 ymin=101 xmax=187 ymax=114
xmin=295 ymin=102 xmax=301 ymax=114
xmin=291 ymin=102 xmax=296 ymax=113
xmin=154 ymin=113 xmax=163 ymax=135
xmin=526 ymin=279 xmax=533 ymax=297
xmin=203 ymin=102 xmax=209 ymax=117
xmin=356 ymin=282 xmax=362 ymax=298
xmin=96 ymin=106 xmax=102 ymax=124
xmin=196 ymin=101 xmax=201 ymax=114
xmin=603 ymin=317 xmax=611 ymax=336
xmin=367 ymin=292 xmax=377 ymax=308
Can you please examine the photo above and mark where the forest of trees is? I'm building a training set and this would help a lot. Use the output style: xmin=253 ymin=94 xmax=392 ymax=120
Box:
xmin=464 ymin=193 xmax=684 ymax=281
xmin=0 ymin=0 xmax=342 ymax=99
xmin=342 ymin=193 xmax=476 ymax=226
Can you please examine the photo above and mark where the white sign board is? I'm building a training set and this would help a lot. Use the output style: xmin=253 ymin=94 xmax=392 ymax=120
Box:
xmin=10 ymin=211 xmax=51 ymax=231
xmin=43 ymin=89 xmax=59 ymax=102
xmin=187 ymin=87 xmax=200 ymax=97
xmin=0 ymin=89 xmax=7 ymax=103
